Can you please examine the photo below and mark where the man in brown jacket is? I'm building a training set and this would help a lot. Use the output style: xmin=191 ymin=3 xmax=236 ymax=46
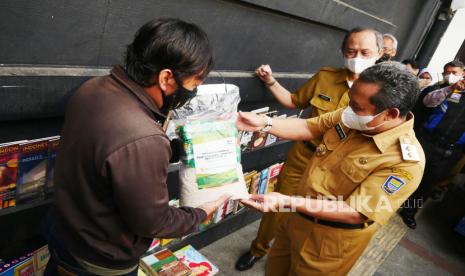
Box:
xmin=44 ymin=19 xmax=228 ymax=275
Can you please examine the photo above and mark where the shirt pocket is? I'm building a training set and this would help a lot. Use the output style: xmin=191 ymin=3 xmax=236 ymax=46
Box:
xmin=340 ymin=157 xmax=372 ymax=184
xmin=310 ymin=93 xmax=338 ymax=112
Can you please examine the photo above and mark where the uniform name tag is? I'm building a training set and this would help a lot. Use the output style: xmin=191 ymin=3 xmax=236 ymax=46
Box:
xmin=399 ymin=136 xmax=420 ymax=162
xmin=335 ymin=123 xmax=347 ymax=140
xmin=318 ymin=93 xmax=331 ymax=102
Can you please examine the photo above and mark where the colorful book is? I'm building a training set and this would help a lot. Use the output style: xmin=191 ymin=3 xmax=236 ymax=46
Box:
xmin=140 ymin=249 xmax=191 ymax=276
xmin=257 ymin=168 xmax=269 ymax=195
xmin=250 ymin=172 xmax=261 ymax=195
xmin=0 ymin=142 xmax=23 ymax=209
xmin=32 ymin=245 xmax=50 ymax=276
xmin=266 ymin=163 xmax=284 ymax=193
xmin=0 ymin=252 xmax=34 ymax=276
xmin=174 ymin=245 xmax=218 ymax=276
xmin=45 ymin=136 xmax=60 ymax=197
xmin=16 ymin=139 xmax=50 ymax=204
xmin=247 ymin=131 xmax=268 ymax=150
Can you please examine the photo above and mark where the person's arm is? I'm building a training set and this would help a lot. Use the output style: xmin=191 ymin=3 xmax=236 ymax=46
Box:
xmin=103 ymin=135 xmax=227 ymax=238
xmin=241 ymin=193 xmax=366 ymax=224
xmin=422 ymin=87 xmax=451 ymax=107
xmin=423 ymin=80 xmax=465 ymax=107
xmin=255 ymin=65 xmax=296 ymax=109
xmin=236 ymin=108 xmax=343 ymax=141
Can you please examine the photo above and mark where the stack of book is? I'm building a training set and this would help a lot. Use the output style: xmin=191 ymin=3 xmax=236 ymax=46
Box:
xmin=0 ymin=136 xmax=60 ymax=210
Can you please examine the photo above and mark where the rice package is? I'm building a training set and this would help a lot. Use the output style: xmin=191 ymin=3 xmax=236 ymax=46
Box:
xmin=178 ymin=116 xmax=249 ymax=207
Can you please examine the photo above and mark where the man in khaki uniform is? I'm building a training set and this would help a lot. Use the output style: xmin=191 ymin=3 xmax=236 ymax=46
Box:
xmin=236 ymin=27 xmax=384 ymax=271
xmin=238 ymin=62 xmax=424 ymax=275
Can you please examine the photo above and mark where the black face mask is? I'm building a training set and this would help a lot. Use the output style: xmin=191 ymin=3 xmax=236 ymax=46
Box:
xmin=376 ymin=53 xmax=391 ymax=64
xmin=160 ymin=78 xmax=197 ymax=114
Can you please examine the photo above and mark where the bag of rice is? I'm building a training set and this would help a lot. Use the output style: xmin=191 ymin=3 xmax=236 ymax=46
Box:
xmin=177 ymin=116 xmax=249 ymax=207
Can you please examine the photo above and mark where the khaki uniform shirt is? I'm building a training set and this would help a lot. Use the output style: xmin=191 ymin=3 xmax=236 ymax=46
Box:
xmin=291 ymin=67 xmax=351 ymax=118
xmin=299 ymin=109 xmax=425 ymax=226
xmin=276 ymin=67 xmax=351 ymax=195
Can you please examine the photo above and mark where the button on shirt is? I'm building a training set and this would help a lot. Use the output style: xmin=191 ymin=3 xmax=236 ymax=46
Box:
xmin=298 ymin=109 xmax=425 ymax=226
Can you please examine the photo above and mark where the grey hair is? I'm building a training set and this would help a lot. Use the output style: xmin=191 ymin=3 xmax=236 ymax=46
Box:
xmin=383 ymin=33 xmax=398 ymax=49
xmin=341 ymin=27 xmax=384 ymax=52
xmin=359 ymin=62 xmax=419 ymax=117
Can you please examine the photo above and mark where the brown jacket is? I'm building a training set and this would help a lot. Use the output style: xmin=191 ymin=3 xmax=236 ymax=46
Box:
xmin=52 ymin=66 xmax=207 ymax=269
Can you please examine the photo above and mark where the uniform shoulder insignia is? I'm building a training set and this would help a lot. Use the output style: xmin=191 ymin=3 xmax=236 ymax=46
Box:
xmin=392 ymin=168 xmax=413 ymax=180
xmin=399 ymin=136 xmax=420 ymax=162
xmin=382 ymin=175 xmax=406 ymax=195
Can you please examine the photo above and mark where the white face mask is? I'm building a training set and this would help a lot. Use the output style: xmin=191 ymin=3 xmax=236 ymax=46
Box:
xmin=341 ymin=106 xmax=386 ymax=131
xmin=344 ymin=57 xmax=378 ymax=74
xmin=444 ymin=73 xmax=463 ymax=85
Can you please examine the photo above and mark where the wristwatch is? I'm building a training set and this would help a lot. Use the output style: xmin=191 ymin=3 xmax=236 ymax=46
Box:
xmin=261 ymin=116 xmax=273 ymax=132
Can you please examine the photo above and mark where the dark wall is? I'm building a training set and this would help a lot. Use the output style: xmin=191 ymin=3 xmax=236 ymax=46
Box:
xmin=0 ymin=0 xmax=441 ymax=132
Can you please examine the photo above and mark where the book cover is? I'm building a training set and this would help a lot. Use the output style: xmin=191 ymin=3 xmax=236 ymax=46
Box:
xmin=257 ymin=168 xmax=269 ymax=195
xmin=32 ymin=245 xmax=50 ymax=276
xmin=0 ymin=252 xmax=34 ymax=276
xmin=266 ymin=163 xmax=284 ymax=193
xmin=243 ymin=171 xmax=256 ymax=192
xmin=140 ymin=249 xmax=191 ymax=276
xmin=16 ymin=139 xmax=49 ymax=204
xmin=174 ymin=245 xmax=219 ymax=276
xmin=250 ymin=172 xmax=261 ymax=195
xmin=0 ymin=142 xmax=21 ymax=209
xmin=45 ymin=137 xmax=60 ymax=197
xmin=264 ymin=114 xmax=286 ymax=146
xmin=247 ymin=131 xmax=268 ymax=150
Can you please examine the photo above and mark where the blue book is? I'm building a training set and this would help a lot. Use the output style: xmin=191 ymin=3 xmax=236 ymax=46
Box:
xmin=16 ymin=138 xmax=50 ymax=204
xmin=258 ymin=168 xmax=269 ymax=195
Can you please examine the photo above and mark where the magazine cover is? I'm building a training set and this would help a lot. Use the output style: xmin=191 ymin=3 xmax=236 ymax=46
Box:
xmin=0 ymin=142 xmax=21 ymax=209
xmin=257 ymin=168 xmax=270 ymax=195
xmin=174 ymin=245 xmax=219 ymax=276
xmin=140 ymin=249 xmax=191 ymax=276
xmin=16 ymin=139 xmax=49 ymax=204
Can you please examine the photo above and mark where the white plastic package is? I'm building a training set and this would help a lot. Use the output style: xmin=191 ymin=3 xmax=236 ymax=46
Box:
xmin=173 ymin=84 xmax=249 ymax=207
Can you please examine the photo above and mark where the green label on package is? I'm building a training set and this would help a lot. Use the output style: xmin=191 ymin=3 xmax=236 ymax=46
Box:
xmin=180 ymin=120 xmax=240 ymax=189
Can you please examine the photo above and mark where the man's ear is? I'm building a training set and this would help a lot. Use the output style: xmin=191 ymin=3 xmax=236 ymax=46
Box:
xmin=157 ymin=69 xmax=176 ymax=93
xmin=386 ymin=108 xmax=400 ymax=120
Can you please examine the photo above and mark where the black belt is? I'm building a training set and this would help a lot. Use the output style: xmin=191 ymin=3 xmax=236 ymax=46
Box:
xmin=298 ymin=213 xmax=374 ymax=229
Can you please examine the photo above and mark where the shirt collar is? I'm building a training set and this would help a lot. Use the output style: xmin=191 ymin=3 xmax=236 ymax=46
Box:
xmin=110 ymin=65 xmax=166 ymax=120
xmin=365 ymin=112 xmax=415 ymax=153
xmin=335 ymin=68 xmax=351 ymax=85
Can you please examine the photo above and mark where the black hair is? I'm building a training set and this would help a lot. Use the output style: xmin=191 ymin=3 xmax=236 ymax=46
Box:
xmin=443 ymin=60 xmax=465 ymax=71
xmin=359 ymin=62 xmax=419 ymax=117
xmin=401 ymin=59 xmax=420 ymax=70
xmin=341 ymin=27 xmax=383 ymax=53
xmin=125 ymin=18 xmax=214 ymax=87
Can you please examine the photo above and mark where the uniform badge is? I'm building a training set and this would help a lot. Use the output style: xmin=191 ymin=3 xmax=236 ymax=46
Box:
xmin=382 ymin=175 xmax=405 ymax=195
xmin=399 ymin=136 xmax=420 ymax=162
xmin=318 ymin=93 xmax=331 ymax=102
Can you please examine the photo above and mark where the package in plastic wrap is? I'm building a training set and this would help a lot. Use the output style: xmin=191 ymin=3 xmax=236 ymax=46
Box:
xmin=171 ymin=83 xmax=248 ymax=207
xmin=177 ymin=116 xmax=249 ymax=207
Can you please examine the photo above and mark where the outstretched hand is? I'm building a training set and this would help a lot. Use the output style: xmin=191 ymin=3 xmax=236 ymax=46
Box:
xmin=240 ymin=192 xmax=291 ymax=213
xmin=236 ymin=111 xmax=266 ymax=132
